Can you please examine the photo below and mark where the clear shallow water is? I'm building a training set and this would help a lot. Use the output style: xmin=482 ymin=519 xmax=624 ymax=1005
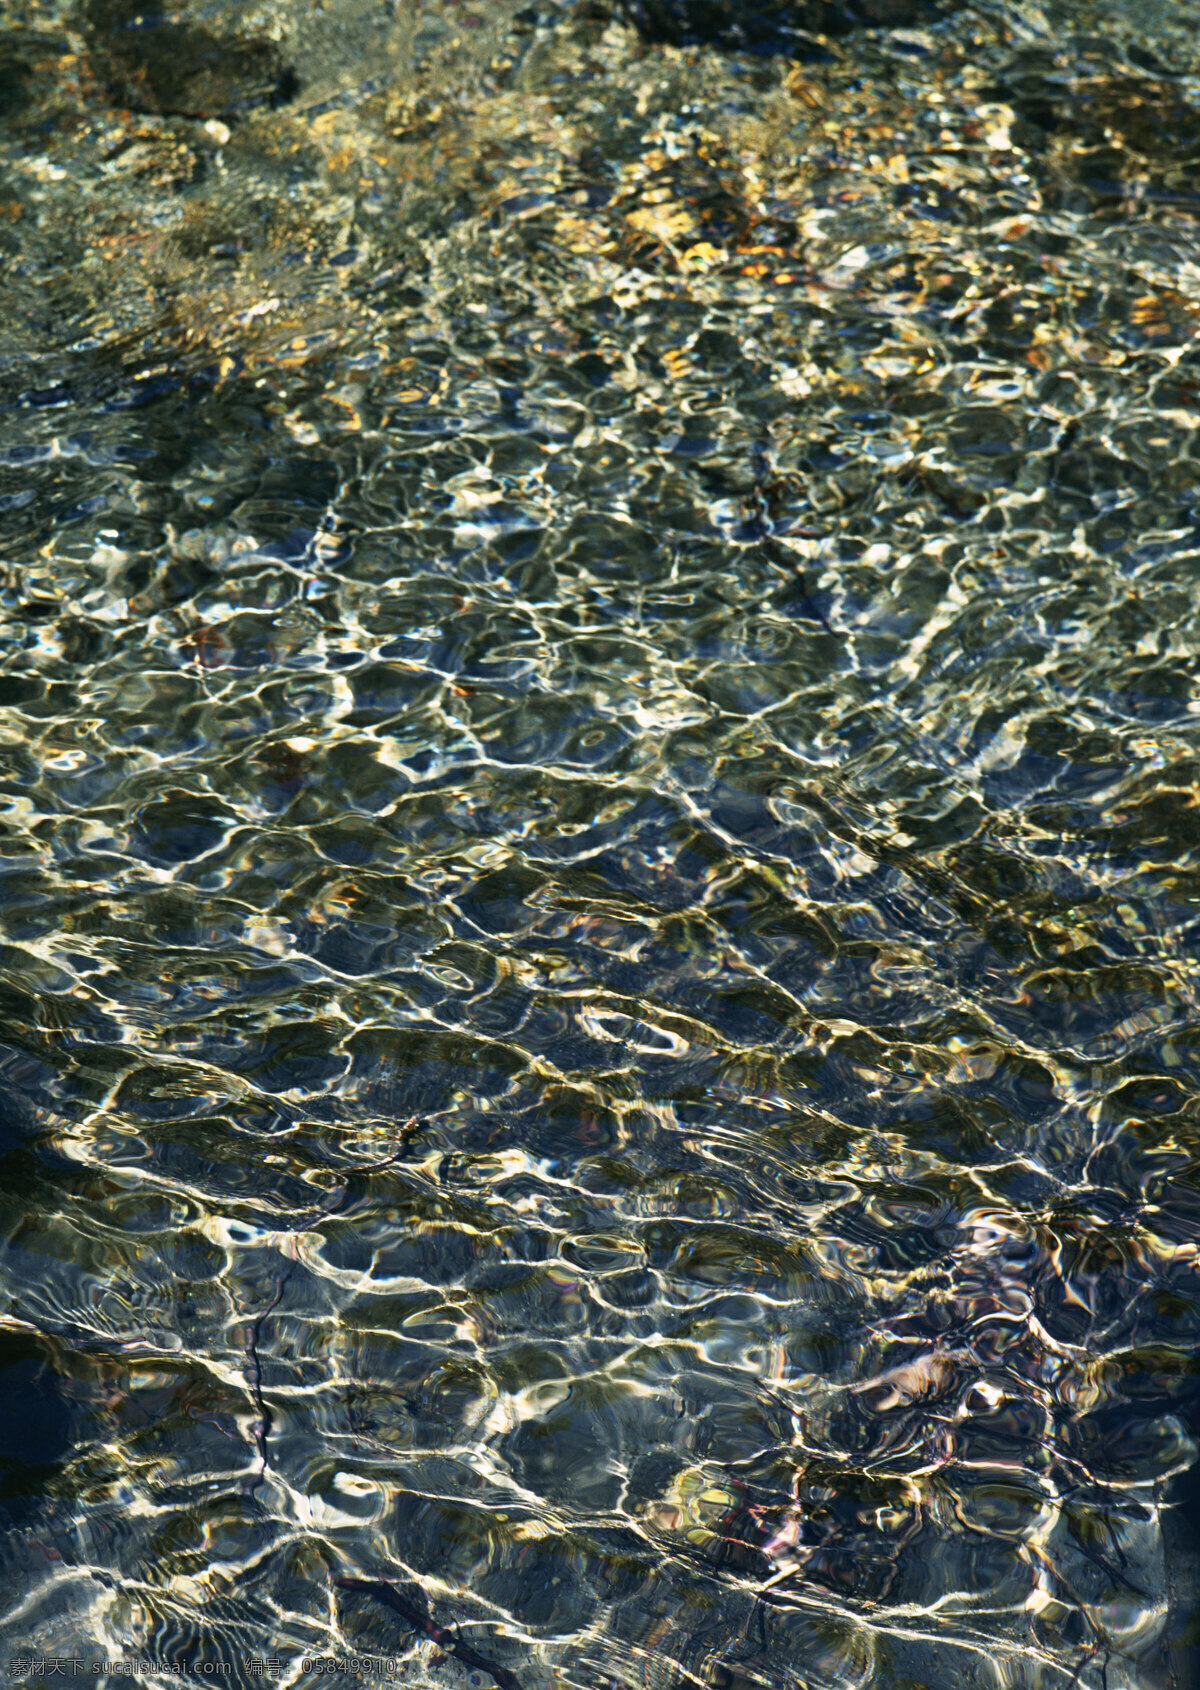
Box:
xmin=1 ymin=0 xmax=1200 ymax=1685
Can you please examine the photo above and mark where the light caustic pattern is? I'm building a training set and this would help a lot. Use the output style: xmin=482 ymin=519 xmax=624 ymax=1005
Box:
xmin=0 ymin=0 xmax=1199 ymax=1686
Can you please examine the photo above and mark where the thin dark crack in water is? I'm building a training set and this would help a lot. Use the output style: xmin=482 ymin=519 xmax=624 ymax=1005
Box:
xmin=241 ymin=1119 xmax=426 ymax=1498
xmin=242 ymin=1267 xmax=290 ymax=1501
xmin=333 ymin=1578 xmax=525 ymax=1690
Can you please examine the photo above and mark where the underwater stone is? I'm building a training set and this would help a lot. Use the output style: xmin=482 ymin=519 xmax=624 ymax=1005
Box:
xmin=0 ymin=1334 xmax=73 ymax=1528
xmin=82 ymin=0 xmax=299 ymax=120
xmin=622 ymin=0 xmax=961 ymax=50
xmin=0 ymin=52 xmax=33 ymax=124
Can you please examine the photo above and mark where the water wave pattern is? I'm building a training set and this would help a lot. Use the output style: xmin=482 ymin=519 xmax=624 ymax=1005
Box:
xmin=1 ymin=0 xmax=1200 ymax=1685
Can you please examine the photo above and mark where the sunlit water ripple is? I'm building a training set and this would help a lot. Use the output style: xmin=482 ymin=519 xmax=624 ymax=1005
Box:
xmin=1 ymin=0 xmax=1199 ymax=1685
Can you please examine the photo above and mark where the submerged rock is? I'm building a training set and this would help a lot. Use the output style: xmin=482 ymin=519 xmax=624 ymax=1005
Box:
xmin=82 ymin=0 xmax=299 ymax=120
xmin=0 ymin=31 xmax=73 ymax=129
xmin=0 ymin=49 xmax=33 ymax=126
xmin=622 ymin=0 xmax=961 ymax=50
xmin=991 ymin=50 xmax=1200 ymax=179
xmin=0 ymin=1335 xmax=73 ymax=1529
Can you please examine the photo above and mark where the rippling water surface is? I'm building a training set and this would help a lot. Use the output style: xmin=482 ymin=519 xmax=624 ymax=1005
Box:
xmin=2 ymin=0 xmax=1200 ymax=1684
